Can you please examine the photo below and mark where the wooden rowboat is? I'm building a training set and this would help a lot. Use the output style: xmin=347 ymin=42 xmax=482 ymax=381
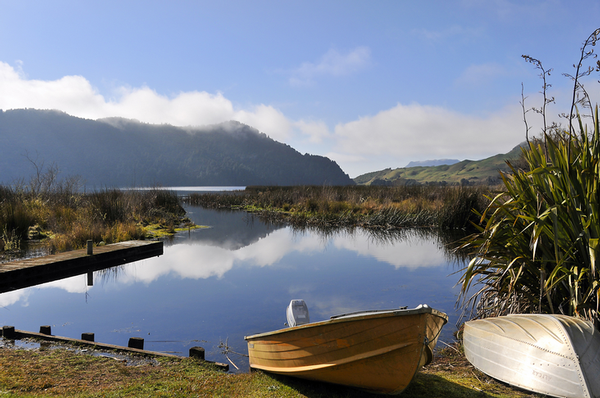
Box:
xmin=463 ymin=314 xmax=600 ymax=398
xmin=245 ymin=303 xmax=448 ymax=395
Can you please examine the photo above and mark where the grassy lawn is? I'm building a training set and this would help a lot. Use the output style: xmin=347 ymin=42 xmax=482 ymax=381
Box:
xmin=0 ymin=342 xmax=540 ymax=398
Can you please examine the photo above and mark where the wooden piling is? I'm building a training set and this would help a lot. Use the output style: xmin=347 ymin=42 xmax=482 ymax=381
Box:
xmin=189 ymin=346 xmax=205 ymax=360
xmin=39 ymin=325 xmax=52 ymax=335
xmin=128 ymin=337 xmax=144 ymax=350
xmin=81 ymin=333 xmax=95 ymax=342
xmin=2 ymin=326 xmax=15 ymax=339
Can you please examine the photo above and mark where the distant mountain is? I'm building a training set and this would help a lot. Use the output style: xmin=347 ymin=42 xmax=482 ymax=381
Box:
xmin=405 ymin=159 xmax=460 ymax=168
xmin=0 ymin=109 xmax=354 ymax=187
xmin=354 ymin=145 xmax=526 ymax=186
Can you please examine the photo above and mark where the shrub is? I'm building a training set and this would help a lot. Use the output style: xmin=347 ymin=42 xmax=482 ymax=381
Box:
xmin=459 ymin=29 xmax=600 ymax=322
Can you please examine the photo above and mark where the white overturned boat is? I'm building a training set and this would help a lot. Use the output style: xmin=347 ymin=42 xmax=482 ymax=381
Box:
xmin=463 ymin=314 xmax=600 ymax=398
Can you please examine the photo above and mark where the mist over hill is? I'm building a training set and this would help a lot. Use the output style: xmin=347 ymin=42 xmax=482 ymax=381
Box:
xmin=0 ymin=109 xmax=354 ymax=187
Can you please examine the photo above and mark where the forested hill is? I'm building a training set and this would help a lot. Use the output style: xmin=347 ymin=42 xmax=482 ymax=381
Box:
xmin=0 ymin=109 xmax=354 ymax=187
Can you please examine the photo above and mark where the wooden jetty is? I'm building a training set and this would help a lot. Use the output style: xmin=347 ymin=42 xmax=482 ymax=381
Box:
xmin=0 ymin=240 xmax=163 ymax=293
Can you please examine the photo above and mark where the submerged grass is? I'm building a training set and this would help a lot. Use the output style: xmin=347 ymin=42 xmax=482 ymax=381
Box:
xmin=0 ymin=343 xmax=538 ymax=398
xmin=183 ymin=185 xmax=492 ymax=230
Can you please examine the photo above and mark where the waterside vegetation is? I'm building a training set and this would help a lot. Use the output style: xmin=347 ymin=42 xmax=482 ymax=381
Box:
xmin=459 ymin=28 xmax=600 ymax=325
xmin=0 ymin=175 xmax=191 ymax=258
xmin=183 ymin=185 xmax=493 ymax=231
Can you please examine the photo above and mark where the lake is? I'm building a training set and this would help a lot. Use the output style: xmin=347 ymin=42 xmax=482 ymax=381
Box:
xmin=0 ymin=203 xmax=469 ymax=372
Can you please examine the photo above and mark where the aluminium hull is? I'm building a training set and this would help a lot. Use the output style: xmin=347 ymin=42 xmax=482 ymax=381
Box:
xmin=463 ymin=314 xmax=600 ymax=398
xmin=245 ymin=305 xmax=448 ymax=395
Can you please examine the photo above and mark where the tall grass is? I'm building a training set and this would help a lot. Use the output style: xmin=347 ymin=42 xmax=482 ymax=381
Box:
xmin=184 ymin=185 xmax=491 ymax=230
xmin=0 ymin=184 xmax=185 ymax=254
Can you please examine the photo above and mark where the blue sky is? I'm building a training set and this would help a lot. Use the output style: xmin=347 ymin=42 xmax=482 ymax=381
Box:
xmin=1 ymin=1 xmax=599 ymax=178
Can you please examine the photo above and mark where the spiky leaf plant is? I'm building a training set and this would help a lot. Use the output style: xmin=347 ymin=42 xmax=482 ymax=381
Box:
xmin=459 ymin=108 xmax=600 ymax=323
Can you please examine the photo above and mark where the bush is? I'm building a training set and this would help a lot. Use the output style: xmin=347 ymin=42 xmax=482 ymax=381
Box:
xmin=459 ymin=29 xmax=600 ymax=322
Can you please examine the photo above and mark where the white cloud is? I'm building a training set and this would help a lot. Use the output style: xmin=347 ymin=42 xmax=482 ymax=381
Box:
xmin=39 ymin=275 xmax=89 ymax=293
xmin=332 ymin=102 xmax=525 ymax=174
xmin=0 ymin=60 xmax=532 ymax=178
xmin=294 ymin=119 xmax=331 ymax=143
xmin=289 ymin=47 xmax=371 ymax=86
xmin=234 ymin=104 xmax=293 ymax=141
xmin=0 ymin=288 xmax=31 ymax=308
xmin=106 ymin=87 xmax=235 ymax=126
xmin=0 ymin=61 xmax=293 ymax=142
xmin=332 ymin=231 xmax=446 ymax=270
xmin=0 ymin=62 xmax=106 ymax=115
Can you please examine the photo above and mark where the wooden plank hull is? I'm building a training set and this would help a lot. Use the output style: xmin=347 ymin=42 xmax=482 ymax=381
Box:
xmin=245 ymin=305 xmax=448 ymax=395
xmin=463 ymin=314 xmax=600 ymax=398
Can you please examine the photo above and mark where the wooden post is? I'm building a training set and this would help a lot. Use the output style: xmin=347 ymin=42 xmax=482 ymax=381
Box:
xmin=39 ymin=325 xmax=52 ymax=335
xmin=2 ymin=326 xmax=15 ymax=339
xmin=87 ymin=271 xmax=93 ymax=286
xmin=81 ymin=333 xmax=95 ymax=342
xmin=128 ymin=337 xmax=144 ymax=350
xmin=189 ymin=346 xmax=205 ymax=360
xmin=87 ymin=240 xmax=93 ymax=255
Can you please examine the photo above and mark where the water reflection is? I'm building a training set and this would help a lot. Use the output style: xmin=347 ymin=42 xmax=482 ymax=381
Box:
xmin=0 ymin=205 xmax=468 ymax=372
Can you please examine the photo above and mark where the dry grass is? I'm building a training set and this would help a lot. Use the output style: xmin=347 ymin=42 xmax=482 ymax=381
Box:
xmin=1 ymin=187 xmax=189 ymax=255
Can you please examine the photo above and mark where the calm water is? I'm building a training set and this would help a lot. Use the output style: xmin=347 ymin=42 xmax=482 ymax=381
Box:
xmin=0 ymin=204 xmax=468 ymax=372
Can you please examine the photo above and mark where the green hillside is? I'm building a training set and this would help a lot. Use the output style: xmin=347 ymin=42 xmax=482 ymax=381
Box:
xmin=354 ymin=145 xmax=525 ymax=186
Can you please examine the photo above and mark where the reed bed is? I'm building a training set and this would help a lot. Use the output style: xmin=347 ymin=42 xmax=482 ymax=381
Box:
xmin=183 ymin=185 xmax=492 ymax=230
xmin=0 ymin=184 xmax=186 ymax=255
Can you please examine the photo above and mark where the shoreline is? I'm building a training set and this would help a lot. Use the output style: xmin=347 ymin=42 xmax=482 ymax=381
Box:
xmin=0 ymin=334 xmax=538 ymax=397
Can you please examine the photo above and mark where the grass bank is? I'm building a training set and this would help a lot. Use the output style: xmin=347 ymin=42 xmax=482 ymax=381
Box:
xmin=0 ymin=185 xmax=192 ymax=258
xmin=183 ymin=185 xmax=493 ymax=230
xmin=0 ymin=342 xmax=537 ymax=397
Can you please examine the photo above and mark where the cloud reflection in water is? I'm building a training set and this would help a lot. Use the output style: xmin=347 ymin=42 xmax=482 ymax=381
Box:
xmin=121 ymin=228 xmax=447 ymax=285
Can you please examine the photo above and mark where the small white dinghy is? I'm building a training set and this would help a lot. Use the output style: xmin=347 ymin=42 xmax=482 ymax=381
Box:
xmin=463 ymin=314 xmax=600 ymax=398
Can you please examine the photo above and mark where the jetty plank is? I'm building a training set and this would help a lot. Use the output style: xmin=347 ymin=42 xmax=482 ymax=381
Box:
xmin=0 ymin=240 xmax=163 ymax=293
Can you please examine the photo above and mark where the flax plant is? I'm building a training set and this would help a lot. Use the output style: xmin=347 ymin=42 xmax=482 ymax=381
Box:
xmin=459 ymin=28 xmax=600 ymax=323
xmin=459 ymin=109 xmax=600 ymax=322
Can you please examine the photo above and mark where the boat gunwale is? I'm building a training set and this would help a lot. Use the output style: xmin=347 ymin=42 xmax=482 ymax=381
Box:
xmin=244 ymin=305 xmax=448 ymax=341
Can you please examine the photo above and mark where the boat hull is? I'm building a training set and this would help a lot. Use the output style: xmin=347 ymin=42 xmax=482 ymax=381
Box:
xmin=245 ymin=305 xmax=447 ymax=395
xmin=463 ymin=314 xmax=600 ymax=398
